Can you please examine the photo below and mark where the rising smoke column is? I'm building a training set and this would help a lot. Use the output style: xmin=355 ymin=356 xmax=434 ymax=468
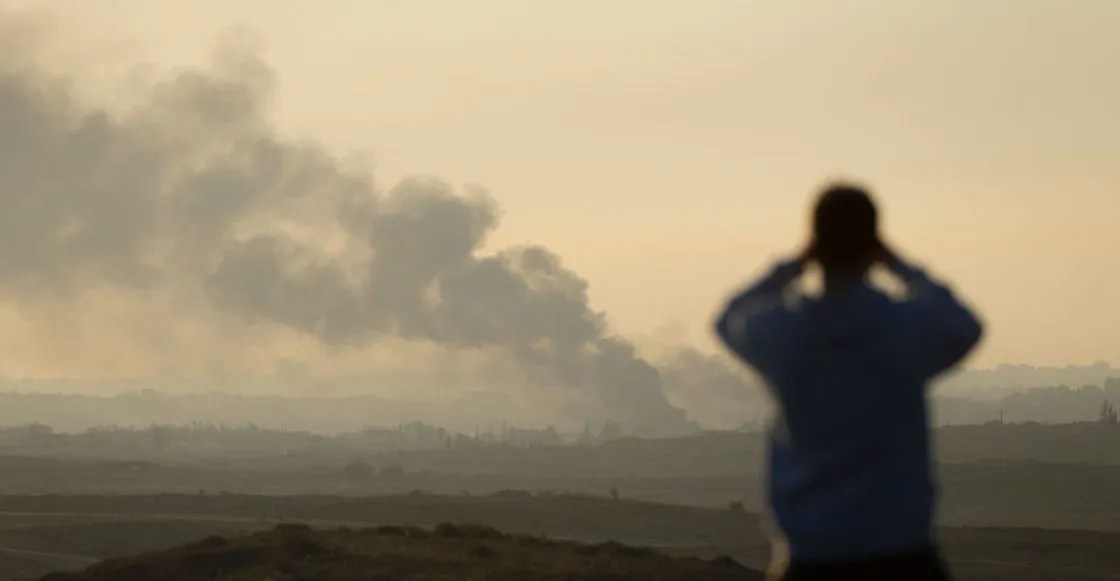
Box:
xmin=0 ymin=27 xmax=698 ymax=435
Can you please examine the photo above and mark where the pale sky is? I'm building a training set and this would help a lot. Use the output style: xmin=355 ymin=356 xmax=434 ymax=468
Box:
xmin=9 ymin=0 xmax=1120 ymax=369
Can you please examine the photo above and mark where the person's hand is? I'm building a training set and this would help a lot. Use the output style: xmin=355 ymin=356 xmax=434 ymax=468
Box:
xmin=877 ymin=240 xmax=903 ymax=271
xmin=796 ymin=242 xmax=816 ymax=267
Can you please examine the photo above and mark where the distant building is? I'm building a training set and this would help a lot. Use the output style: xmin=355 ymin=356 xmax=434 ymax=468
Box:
xmin=1106 ymin=377 xmax=1120 ymax=401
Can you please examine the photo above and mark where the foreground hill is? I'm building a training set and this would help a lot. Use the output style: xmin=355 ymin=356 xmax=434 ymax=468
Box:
xmin=41 ymin=523 xmax=760 ymax=581
xmin=3 ymin=493 xmax=1119 ymax=580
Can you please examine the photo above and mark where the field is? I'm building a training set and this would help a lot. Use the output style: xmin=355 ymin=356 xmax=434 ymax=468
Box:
xmin=41 ymin=522 xmax=758 ymax=581
xmin=0 ymin=492 xmax=1115 ymax=580
xmin=1 ymin=427 xmax=1119 ymax=579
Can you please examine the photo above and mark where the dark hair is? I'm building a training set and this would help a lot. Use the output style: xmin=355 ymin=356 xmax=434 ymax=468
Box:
xmin=812 ymin=183 xmax=880 ymax=270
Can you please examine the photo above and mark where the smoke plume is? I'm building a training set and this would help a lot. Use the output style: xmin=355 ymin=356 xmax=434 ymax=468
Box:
xmin=0 ymin=24 xmax=715 ymax=435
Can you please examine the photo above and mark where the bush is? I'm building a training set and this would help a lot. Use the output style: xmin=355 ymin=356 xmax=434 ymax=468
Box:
xmin=455 ymin=524 xmax=506 ymax=540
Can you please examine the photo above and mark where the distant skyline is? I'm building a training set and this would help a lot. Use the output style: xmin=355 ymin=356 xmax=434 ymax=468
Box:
xmin=2 ymin=1 xmax=1118 ymax=380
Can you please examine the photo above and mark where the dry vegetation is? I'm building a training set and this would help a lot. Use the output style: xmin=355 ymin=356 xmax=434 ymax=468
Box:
xmin=42 ymin=523 xmax=759 ymax=581
xmin=0 ymin=423 xmax=1118 ymax=580
xmin=0 ymin=492 xmax=1117 ymax=580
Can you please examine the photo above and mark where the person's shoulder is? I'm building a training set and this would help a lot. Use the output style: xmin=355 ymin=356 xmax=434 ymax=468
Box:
xmin=754 ymin=299 xmax=815 ymax=347
xmin=742 ymin=299 xmax=801 ymax=334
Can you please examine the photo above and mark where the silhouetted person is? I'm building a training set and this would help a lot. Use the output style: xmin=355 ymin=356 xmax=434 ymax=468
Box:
xmin=715 ymin=184 xmax=982 ymax=580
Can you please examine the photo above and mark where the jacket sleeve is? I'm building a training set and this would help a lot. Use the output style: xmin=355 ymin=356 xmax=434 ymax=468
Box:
xmin=891 ymin=260 xmax=984 ymax=379
xmin=715 ymin=260 xmax=803 ymax=376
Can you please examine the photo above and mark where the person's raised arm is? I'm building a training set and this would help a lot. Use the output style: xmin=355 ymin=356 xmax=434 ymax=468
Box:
xmin=715 ymin=249 xmax=809 ymax=374
xmin=882 ymin=246 xmax=983 ymax=378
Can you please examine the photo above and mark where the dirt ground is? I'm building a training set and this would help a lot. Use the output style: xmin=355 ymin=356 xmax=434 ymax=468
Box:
xmin=0 ymin=493 xmax=1117 ymax=580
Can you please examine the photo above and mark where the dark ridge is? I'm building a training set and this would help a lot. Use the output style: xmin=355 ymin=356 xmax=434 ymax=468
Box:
xmin=42 ymin=523 xmax=763 ymax=581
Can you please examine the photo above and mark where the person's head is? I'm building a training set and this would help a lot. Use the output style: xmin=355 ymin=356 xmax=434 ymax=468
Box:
xmin=811 ymin=183 xmax=881 ymax=279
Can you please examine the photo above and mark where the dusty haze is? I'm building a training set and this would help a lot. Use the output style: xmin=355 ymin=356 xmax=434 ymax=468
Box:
xmin=0 ymin=2 xmax=1118 ymax=432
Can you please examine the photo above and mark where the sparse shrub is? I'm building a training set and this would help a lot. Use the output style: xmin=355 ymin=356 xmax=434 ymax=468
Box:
xmin=515 ymin=535 xmax=550 ymax=547
xmin=456 ymin=524 xmax=506 ymax=540
xmin=44 ymin=522 xmax=757 ymax=580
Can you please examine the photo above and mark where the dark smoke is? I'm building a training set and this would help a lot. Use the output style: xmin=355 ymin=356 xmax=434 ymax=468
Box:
xmin=0 ymin=29 xmax=703 ymax=435
xmin=658 ymin=348 xmax=770 ymax=431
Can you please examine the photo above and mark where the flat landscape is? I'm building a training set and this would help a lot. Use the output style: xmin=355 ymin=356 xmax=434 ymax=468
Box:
xmin=0 ymin=472 xmax=1117 ymax=579
xmin=0 ymin=425 xmax=1118 ymax=579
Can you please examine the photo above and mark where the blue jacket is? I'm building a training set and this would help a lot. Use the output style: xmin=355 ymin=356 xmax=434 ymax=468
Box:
xmin=716 ymin=259 xmax=982 ymax=561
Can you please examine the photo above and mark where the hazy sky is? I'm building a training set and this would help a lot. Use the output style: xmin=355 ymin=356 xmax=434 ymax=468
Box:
xmin=7 ymin=0 xmax=1120 ymax=371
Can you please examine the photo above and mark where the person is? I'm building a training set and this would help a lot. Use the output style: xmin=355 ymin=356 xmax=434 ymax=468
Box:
xmin=715 ymin=183 xmax=982 ymax=580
